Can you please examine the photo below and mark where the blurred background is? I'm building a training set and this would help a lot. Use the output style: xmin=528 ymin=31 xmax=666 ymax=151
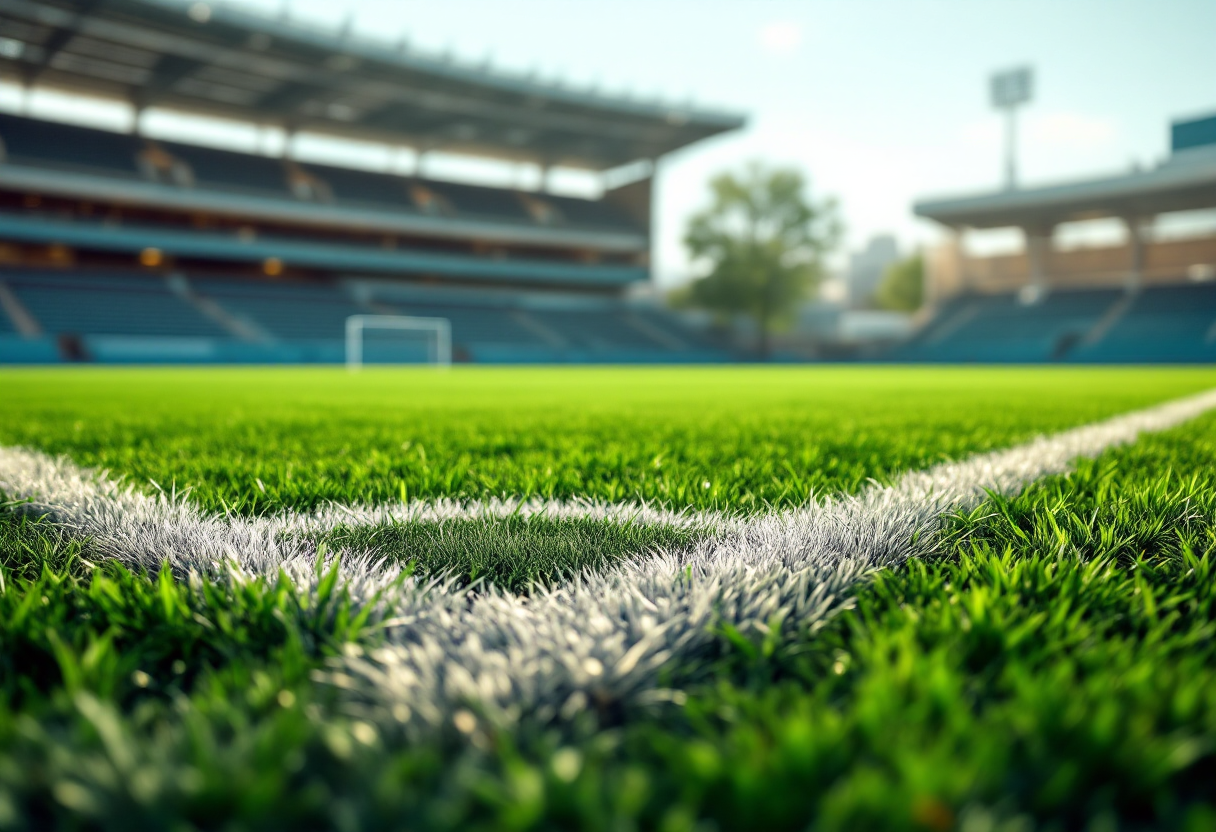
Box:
xmin=0 ymin=0 xmax=1214 ymax=364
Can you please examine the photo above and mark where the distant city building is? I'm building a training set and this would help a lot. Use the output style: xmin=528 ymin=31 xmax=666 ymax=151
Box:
xmin=847 ymin=234 xmax=900 ymax=307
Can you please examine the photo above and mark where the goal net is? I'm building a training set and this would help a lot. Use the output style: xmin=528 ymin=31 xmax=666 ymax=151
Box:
xmin=345 ymin=315 xmax=452 ymax=369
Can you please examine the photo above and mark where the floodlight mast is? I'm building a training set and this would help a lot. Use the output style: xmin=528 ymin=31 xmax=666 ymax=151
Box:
xmin=345 ymin=314 xmax=452 ymax=369
xmin=990 ymin=66 xmax=1034 ymax=191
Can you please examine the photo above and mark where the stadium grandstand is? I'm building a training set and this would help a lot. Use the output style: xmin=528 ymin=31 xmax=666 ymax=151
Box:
xmin=0 ymin=0 xmax=744 ymax=364
xmin=899 ymin=110 xmax=1216 ymax=363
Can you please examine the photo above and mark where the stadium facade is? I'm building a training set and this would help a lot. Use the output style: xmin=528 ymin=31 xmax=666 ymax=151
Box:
xmin=0 ymin=0 xmax=744 ymax=364
xmin=904 ymin=111 xmax=1216 ymax=363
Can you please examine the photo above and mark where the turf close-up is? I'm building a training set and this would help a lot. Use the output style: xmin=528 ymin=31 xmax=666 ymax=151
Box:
xmin=2 ymin=366 xmax=1216 ymax=831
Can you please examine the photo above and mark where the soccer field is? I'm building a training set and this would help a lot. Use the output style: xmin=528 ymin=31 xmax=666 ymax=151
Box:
xmin=2 ymin=366 xmax=1216 ymax=830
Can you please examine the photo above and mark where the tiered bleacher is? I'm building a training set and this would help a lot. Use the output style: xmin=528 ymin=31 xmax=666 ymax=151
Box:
xmin=6 ymin=272 xmax=223 ymax=338
xmin=0 ymin=111 xmax=721 ymax=362
xmin=894 ymin=283 xmax=1216 ymax=364
xmin=905 ymin=110 xmax=1216 ymax=364
xmin=897 ymin=289 xmax=1120 ymax=362
xmin=0 ymin=111 xmax=641 ymax=234
xmin=1070 ymin=284 xmax=1216 ymax=363
xmin=0 ymin=267 xmax=723 ymax=364
xmin=0 ymin=0 xmax=745 ymax=365
xmin=0 ymin=112 xmax=142 ymax=177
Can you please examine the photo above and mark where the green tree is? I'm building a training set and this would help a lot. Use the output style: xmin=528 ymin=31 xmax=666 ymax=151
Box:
xmin=874 ymin=253 xmax=925 ymax=312
xmin=681 ymin=163 xmax=840 ymax=357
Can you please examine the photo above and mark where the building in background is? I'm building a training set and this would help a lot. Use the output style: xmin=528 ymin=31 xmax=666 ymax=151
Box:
xmin=847 ymin=234 xmax=899 ymax=308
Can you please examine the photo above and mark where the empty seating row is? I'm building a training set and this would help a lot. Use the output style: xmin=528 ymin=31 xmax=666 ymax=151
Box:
xmin=3 ymin=271 xmax=224 ymax=337
xmin=895 ymin=290 xmax=1113 ymax=362
xmin=0 ymin=111 xmax=141 ymax=177
xmin=530 ymin=309 xmax=655 ymax=351
xmin=1071 ymin=284 xmax=1216 ymax=362
xmin=895 ymin=284 xmax=1216 ymax=363
xmin=0 ymin=112 xmax=639 ymax=232
xmin=0 ymin=268 xmax=724 ymax=363
xmin=191 ymin=278 xmax=364 ymax=342
xmin=389 ymin=302 xmax=545 ymax=347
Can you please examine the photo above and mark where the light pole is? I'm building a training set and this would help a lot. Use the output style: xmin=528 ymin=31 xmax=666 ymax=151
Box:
xmin=990 ymin=66 xmax=1033 ymax=191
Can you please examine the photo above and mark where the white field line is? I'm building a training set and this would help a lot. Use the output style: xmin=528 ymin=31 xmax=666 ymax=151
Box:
xmin=3 ymin=388 xmax=1216 ymax=733
xmin=288 ymin=495 xmax=727 ymax=533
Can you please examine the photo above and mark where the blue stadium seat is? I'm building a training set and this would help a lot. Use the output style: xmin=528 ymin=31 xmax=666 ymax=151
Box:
xmin=389 ymin=302 xmax=546 ymax=347
xmin=192 ymin=278 xmax=363 ymax=340
xmin=4 ymin=271 xmax=226 ymax=337
xmin=629 ymin=307 xmax=721 ymax=351
xmin=160 ymin=141 xmax=290 ymax=196
xmin=546 ymin=194 xmax=638 ymax=232
xmin=0 ymin=112 xmax=141 ymax=176
xmin=530 ymin=308 xmax=666 ymax=352
xmin=895 ymin=289 xmax=1118 ymax=362
xmin=301 ymin=163 xmax=417 ymax=210
xmin=1071 ymin=284 xmax=1216 ymax=363
xmin=429 ymin=181 xmax=532 ymax=223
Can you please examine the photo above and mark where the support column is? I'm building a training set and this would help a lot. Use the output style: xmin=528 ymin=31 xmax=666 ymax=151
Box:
xmin=927 ymin=228 xmax=965 ymax=305
xmin=953 ymin=227 xmax=967 ymax=297
xmin=1023 ymin=225 xmax=1054 ymax=293
xmin=1123 ymin=215 xmax=1151 ymax=291
xmin=1004 ymin=105 xmax=1018 ymax=191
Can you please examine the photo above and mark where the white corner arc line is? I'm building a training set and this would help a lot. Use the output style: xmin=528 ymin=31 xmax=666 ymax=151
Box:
xmin=3 ymin=388 xmax=1216 ymax=733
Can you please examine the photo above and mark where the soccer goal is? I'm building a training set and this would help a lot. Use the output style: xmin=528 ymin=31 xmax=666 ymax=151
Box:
xmin=345 ymin=315 xmax=452 ymax=369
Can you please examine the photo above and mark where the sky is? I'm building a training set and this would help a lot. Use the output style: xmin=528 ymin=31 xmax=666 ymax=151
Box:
xmin=9 ymin=0 xmax=1216 ymax=284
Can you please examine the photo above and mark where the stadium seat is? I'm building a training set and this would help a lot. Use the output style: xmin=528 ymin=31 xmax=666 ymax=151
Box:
xmin=894 ymin=289 xmax=1119 ymax=362
xmin=4 ymin=271 xmax=226 ymax=338
xmin=0 ymin=113 xmax=142 ymax=176
xmin=529 ymin=308 xmax=678 ymax=352
xmin=1071 ymin=284 xmax=1216 ymax=363
xmin=190 ymin=278 xmax=363 ymax=341
xmin=545 ymin=194 xmax=639 ymax=232
xmin=428 ymin=181 xmax=532 ymax=223
xmin=159 ymin=141 xmax=290 ymax=196
xmin=300 ymin=163 xmax=418 ymax=210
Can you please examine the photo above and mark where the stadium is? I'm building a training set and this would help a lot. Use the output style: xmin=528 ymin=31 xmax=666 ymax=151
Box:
xmin=3 ymin=1 xmax=1216 ymax=830
xmin=0 ymin=0 xmax=741 ymax=365
xmin=900 ymin=110 xmax=1216 ymax=363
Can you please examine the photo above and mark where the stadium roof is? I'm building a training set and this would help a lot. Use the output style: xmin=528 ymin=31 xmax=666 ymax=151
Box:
xmin=914 ymin=146 xmax=1216 ymax=230
xmin=0 ymin=0 xmax=746 ymax=170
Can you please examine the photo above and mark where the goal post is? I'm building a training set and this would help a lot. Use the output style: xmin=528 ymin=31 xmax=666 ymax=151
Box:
xmin=345 ymin=315 xmax=452 ymax=369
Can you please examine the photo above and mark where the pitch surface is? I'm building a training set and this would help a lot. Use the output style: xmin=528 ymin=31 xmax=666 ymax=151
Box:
xmin=2 ymin=366 xmax=1216 ymax=831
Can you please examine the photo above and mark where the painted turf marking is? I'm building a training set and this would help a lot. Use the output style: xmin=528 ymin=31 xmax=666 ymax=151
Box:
xmin=3 ymin=388 xmax=1216 ymax=732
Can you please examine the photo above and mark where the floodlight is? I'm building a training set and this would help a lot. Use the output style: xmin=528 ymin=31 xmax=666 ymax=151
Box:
xmin=990 ymin=67 xmax=1033 ymax=110
xmin=989 ymin=66 xmax=1034 ymax=190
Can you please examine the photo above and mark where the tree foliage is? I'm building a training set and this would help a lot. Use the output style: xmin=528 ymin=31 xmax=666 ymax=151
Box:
xmin=874 ymin=253 xmax=925 ymax=312
xmin=681 ymin=163 xmax=840 ymax=356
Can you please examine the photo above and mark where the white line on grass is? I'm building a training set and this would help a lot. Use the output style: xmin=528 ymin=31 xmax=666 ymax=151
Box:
xmin=289 ymin=495 xmax=724 ymax=533
xmin=4 ymin=388 xmax=1216 ymax=734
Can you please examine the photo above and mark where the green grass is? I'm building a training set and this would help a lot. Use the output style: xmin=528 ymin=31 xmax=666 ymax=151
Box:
xmin=3 ymin=366 xmax=1215 ymax=515
xmin=317 ymin=517 xmax=702 ymax=594
xmin=2 ymin=370 xmax=1216 ymax=829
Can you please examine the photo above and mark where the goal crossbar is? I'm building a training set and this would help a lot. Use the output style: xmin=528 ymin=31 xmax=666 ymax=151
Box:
xmin=345 ymin=315 xmax=452 ymax=369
